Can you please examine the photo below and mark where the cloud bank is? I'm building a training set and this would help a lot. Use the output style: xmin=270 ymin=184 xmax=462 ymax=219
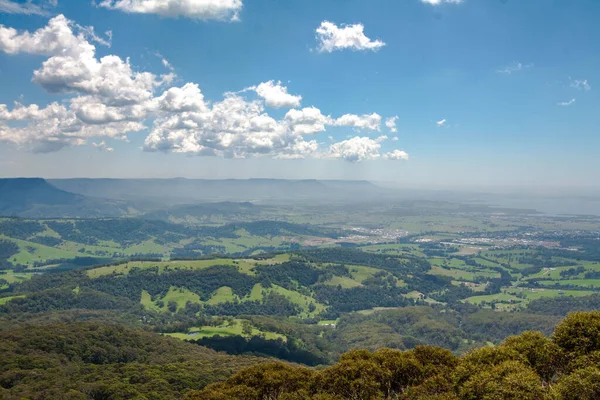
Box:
xmin=0 ymin=15 xmax=408 ymax=162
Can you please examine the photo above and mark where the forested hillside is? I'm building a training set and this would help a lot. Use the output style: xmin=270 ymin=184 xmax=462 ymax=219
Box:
xmin=0 ymin=323 xmax=265 ymax=399
xmin=187 ymin=312 xmax=600 ymax=400
xmin=1 ymin=312 xmax=599 ymax=399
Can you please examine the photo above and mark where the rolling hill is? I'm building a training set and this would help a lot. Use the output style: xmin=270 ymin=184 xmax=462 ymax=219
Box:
xmin=0 ymin=178 xmax=131 ymax=218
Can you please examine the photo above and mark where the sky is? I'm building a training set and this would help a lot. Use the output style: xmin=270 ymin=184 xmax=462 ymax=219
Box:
xmin=0 ymin=0 xmax=599 ymax=190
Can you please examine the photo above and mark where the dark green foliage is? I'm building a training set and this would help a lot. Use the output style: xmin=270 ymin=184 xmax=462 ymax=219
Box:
xmin=301 ymin=248 xmax=431 ymax=275
xmin=0 ymin=322 xmax=265 ymax=399
xmin=86 ymin=265 xmax=256 ymax=301
xmin=314 ymin=285 xmax=411 ymax=313
xmin=46 ymin=219 xmax=192 ymax=246
xmin=192 ymin=335 xmax=328 ymax=365
xmin=461 ymin=310 xmax=560 ymax=341
xmin=189 ymin=311 xmax=600 ymax=400
xmin=255 ymin=261 xmax=321 ymax=288
xmin=0 ymin=288 xmax=138 ymax=314
xmin=203 ymin=293 xmax=301 ymax=317
xmin=0 ymin=219 xmax=45 ymax=240
xmin=0 ymin=240 xmax=19 ymax=269
xmin=526 ymin=295 xmax=600 ymax=316
xmin=29 ymin=235 xmax=63 ymax=247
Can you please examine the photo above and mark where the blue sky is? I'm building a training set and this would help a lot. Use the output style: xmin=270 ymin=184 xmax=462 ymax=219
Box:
xmin=0 ymin=0 xmax=599 ymax=189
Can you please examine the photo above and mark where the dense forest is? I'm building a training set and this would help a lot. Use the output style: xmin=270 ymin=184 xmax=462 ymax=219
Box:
xmin=187 ymin=312 xmax=600 ymax=400
xmin=1 ymin=312 xmax=599 ymax=399
xmin=0 ymin=323 xmax=265 ymax=399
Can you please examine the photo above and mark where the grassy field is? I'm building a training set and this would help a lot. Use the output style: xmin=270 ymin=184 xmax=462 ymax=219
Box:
xmin=321 ymin=275 xmax=363 ymax=288
xmin=140 ymin=290 xmax=161 ymax=311
xmin=206 ymin=286 xmax=238 ymax=305
xmin=164 ymin=319 xmax=286 ymax=341
xmin=0 ymin=270 xmax=36 ymax=285
xmin=0 ymin=295 xmax=25 ymax=305
xmin=429 ymin=265 xmax=498 ymax=281
xmin=269 ymin=285 xmax=326 ymax=318
xmin=464 ymin=287 xmax=595 ymax=309
xmin=87 ymin=254 xmax=292 ymax=278
xmin=161 ymin=287 xmax=203 ymax=311
xmin=1 ymin=236 xmax=80 ymax=266
xmin=535 ymin=279 xmax=600 ymax=289
xmin=347 ymin=265 xmax=383 ymax=283
xmin=360 ymin=243 xmax=427 ymax=258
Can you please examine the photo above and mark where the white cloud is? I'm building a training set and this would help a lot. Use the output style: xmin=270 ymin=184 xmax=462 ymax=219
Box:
xmin=92 ymin=141 xmax=114 ymax=152
xmin=248 ymin=80 xmax=302 ymax=108
xmin=144 ymin=92 xmax=303 ymax=158
xmin=98 ymin=0 xmax=243 ymax=21
xmin=315 ymin=21 xmax=385 ymax=53
xmin=436 ymin=119 xmax=446 ymax=127
xmin=0 ymin=0 xmax=56 ymax=16
xmin=0 ymin=14 xmax=93 ymax=56
xmin=284 ymin=107 xmax=330 ymax=135
xmin=392 ymin=136 xmax=399 ymax=141
xmin=151 ymin=83 xmax=208 ymax=113
xmin=0 ymin=15 xmax=155 ymax=149
xmin=0 ymin=102 xmax=68 ymax=121
xmin=328 ymin=136 xmax=381 ymax=162
xmin=334 ymin=113 xmax=381 ymax=131
xmin=0 ymin=15 xmax=394 ymax=162
xmin=385 ymin=116 xmax=398 ymax=133
xmin=384 ymin=149 xmax=409 ymax=160
xmin=558 ymin=98 xmax=576 ymax=107
xmin=420 ymin=0 xmax=463 ymax=4
xmin=155 ymin=52 xmax=174 ymax=71
xmin=570 ymin=78 xmax=591 ymax=91
xmin=497 ymin=62 xmax=533 ymax=74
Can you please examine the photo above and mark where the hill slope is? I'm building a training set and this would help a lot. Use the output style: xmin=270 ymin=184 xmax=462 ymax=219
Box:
xmin=0 ymin=322 xmax=265 ymax=399
xmin=0 ymin=178 xmax=130 ymax=218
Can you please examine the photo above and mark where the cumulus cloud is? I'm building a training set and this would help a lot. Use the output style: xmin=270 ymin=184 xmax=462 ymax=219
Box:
xmin=92 ymin=140 xmax=114 ymax=152
xmin=558 ymin=98 xmax=576 ymax=107
xmin=98 ymin=0 xmax=243 ymax=21
xmin=0 ymin=15 xmax=160 ymax=149
xmin=315 ymin=21 xmax=385 ymax=53
xmin=497 ymin=62 xmax=533 ymax=75
xmin=328 ymin=136 xmax=382 ymax=163
xmin=247 ymin=80 xmax=302 ymax=108
xmin=0 ymin=0 xmax=56 ymax=16
xmin=392 ymin=136 xmax=399 ymax=141
xmin=0 ymin=15 xmax=409 ymax=162
xmin=436 ymin=119 xmax=446 ymax=127
xmin=570 ymin=78 xmax=591 ymax=91
xmin=327 ymin=136 xmax=409 ymax=163
xmin=0 ymin=102 xmax=68 ymax=121
xmin=386 ymin=116 xmax=398 ymax=133
xmin=384 ymin=149 xmax=409 ymax=160
xmin=333 ymin=113 xmax=381 ymax=131
xmin=0 ymin=14 xmax=93 ymax=56
xmin=284 ymin=107 xmax=330 ymax=135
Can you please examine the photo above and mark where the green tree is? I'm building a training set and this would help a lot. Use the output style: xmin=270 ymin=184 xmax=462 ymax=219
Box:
xmin=502 ymin=331 xmax=564 ymax=382
xmin=550 ymin=366 xmax=600 ymax=400
xmin=458 ymin=360 xmax=545 ymax=400
xmin=553 ymin=311 xmax=600 ymax=357
xmin=241 ymin=320 xmax=253 ymax=336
